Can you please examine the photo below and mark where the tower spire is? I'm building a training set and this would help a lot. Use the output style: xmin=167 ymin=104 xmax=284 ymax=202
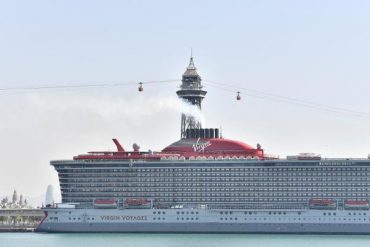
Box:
xmin=176 ymin=56 xmax=207 ymax=139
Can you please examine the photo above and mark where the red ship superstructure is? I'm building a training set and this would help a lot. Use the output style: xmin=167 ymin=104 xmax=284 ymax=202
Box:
xmin=74 ymin=128 xmax=265 ymax=161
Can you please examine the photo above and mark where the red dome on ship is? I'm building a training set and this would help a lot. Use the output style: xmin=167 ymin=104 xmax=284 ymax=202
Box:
xmin=162 ymin=138 xmax=261 ymax=156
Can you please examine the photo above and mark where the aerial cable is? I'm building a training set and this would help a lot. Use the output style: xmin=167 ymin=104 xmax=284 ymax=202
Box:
xmin=202 ymin=80 xmax=370 ymax=119
xmin=1 ymin=78 xmax=370 ymax=119
xmin=0 ymin=79 xmax=180 ymax=93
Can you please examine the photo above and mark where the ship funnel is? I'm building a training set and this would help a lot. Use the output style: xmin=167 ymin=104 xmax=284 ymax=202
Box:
xmin=112 ymin=139 xmax=125 ymax=152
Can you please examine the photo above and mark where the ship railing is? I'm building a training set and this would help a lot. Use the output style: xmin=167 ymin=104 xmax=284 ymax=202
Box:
xmin=320 ymin=158 xmax=370 ymax=161
xmin=207 ymin=203 xmax=308 ymax=211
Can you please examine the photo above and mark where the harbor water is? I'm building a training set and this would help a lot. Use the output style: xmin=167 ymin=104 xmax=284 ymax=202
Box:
xmin=2 ymin=233 xmax=370 ymax=247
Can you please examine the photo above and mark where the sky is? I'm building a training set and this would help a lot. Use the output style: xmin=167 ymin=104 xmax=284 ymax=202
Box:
xmin=1 ymin=0 xmax=370 ymax=205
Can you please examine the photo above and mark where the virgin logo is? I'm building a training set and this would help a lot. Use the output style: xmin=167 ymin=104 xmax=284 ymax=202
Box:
xmin=192 ymin=138 xmax=211 ymax=152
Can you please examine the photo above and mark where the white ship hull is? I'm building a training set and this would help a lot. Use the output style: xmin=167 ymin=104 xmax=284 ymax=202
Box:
xmin=36 ymin=207 xmax=370 ymax=234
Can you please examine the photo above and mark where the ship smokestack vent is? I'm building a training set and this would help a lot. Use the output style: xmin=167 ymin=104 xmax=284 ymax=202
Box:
xmin=200 ymin=129 xmax=205 ymax=138
xmin=190 ymin=129 xmax=196 ymax=138
xmin=204 ymin=129 xmax=210 ymax=138
xmin=194 ymin=129 xmax=199 ymax=138
xmin=215 ymin=128 xmax=219 ymax=138
xmin=210 ymin=128 xmax=215 ymax=138
xmin=185 ymin=128 xmax=220 ymax=139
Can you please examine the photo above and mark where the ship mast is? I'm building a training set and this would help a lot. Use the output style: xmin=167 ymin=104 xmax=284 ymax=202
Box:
xmin=176 ymin=57 xmax=207 ymax=139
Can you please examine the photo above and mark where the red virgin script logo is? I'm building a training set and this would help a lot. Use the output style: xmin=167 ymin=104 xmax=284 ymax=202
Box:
xmin=192 ymin=138 xmax=211 ymax=152
xmin=101 ymin=216 xmax=147 ymax=221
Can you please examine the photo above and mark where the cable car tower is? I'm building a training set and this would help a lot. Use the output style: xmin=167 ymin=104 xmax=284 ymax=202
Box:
xmin=177 ymin=57 xmax=207 ymax=139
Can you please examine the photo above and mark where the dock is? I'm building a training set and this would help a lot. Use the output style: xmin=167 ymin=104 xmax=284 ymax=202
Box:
xmin=0 ymin=209 xmax=44 ymax=232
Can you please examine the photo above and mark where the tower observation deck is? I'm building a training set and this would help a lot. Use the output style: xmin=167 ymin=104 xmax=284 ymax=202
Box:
xmin=177 ymin=57 xmax=207 ymax=139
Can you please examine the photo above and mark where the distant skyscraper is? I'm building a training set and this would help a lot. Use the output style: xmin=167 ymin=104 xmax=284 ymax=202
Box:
xmin=45 ymin=185 xmax=54 ymax=205
xmin=12 ymin=189 xmax=18 ymax=204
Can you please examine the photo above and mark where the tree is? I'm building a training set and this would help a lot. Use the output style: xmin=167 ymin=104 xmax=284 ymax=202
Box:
xmin=1 ymin=197 xmax=8 ymax=205
xmin=12 ymin=190 xmax=18 ymax=204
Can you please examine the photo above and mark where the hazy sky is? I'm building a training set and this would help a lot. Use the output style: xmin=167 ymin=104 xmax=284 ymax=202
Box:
xmin=1 ymin=0 xmax=370 ymax=204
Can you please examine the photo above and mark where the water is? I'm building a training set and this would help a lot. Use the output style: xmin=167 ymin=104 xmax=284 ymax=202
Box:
xmin=2 ymin=233 xmax=370 ymax=247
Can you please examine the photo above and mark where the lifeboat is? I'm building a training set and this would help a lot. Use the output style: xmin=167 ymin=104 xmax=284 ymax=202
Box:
xmin=344 ymin=200 xmax=369 ymax=210
xmin=94 ymin=199 xmax=118 ymax=209
xmin=124 ymin=198 xmax=151 ymax=209
xmin=309 ymin=198 xmax=336 ymax=210
xmin=287 ymin=153 xmax=321 ymax=160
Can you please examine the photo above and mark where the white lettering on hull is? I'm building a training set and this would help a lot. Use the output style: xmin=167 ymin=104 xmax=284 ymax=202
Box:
xmin=100 ymin=216 xmax=148 ymax=221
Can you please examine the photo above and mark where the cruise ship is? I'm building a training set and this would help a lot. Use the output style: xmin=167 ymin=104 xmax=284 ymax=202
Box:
xmin=36 ymin=58 xmax=370 ymax=233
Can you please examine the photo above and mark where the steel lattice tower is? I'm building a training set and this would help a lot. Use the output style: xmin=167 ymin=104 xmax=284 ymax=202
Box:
xmin=176 ymin=57 xmax=207 ymax=139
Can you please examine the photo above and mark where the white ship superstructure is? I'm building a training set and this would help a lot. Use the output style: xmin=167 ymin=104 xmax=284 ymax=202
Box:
xmin=36 ymin=58 xmax=370 ymax=233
